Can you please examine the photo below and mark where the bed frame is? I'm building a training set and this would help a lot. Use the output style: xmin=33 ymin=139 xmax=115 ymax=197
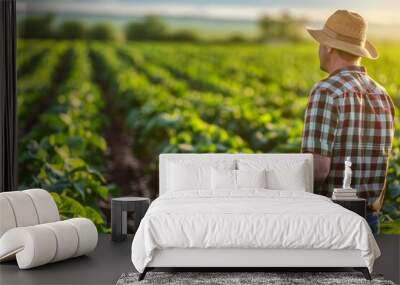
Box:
xmin=141 ymin=248 xmax=370 ymax=280
xmin=139 ymin=154 xmax=372 ymax=281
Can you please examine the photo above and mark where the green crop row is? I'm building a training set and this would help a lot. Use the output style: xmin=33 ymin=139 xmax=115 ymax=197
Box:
xmin=119 ymin=44 xmax=306 ymax=153
xmin=18 ymin=43 xmax=68 ymax=128
xmin=89 ymin=43 xmax=251 ymax=194
xmin=18 ymin=42 xmax=112 ymax=232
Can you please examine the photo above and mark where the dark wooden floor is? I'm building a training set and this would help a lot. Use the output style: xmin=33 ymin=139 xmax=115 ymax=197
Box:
xmin=1 ymin=234 xmax=399 ymax=285
xmin=374 ymin=235 xmax=400 ymax=284
xmin=0 ymin=234 xmax=134 ymax=285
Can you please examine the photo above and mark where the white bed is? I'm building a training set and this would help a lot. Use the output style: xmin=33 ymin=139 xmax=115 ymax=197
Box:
xmin=131 ymin=154 xmax=380 ymax=280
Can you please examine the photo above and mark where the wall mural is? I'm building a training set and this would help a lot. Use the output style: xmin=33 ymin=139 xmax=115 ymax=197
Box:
xmin=16 ymin=0 xmax=400 ymax=234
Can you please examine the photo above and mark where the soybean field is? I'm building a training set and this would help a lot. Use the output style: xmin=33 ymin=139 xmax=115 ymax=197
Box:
xmin=17 ymin=40 xmax=400 ymax=233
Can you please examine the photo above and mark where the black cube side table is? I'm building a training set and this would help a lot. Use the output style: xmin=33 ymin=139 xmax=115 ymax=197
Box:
xmin=332 ymin=198 xmax=366 ymax=218
xmin=111 ymin=197 xmax=150 ymax=242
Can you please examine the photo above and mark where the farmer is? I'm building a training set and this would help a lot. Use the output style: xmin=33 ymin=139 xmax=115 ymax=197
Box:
xmin=301 ymin=10 xmax=395 ymax=234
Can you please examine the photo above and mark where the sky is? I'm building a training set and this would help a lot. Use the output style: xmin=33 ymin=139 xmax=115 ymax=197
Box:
xmin=16 ymin=0 xmax=400 ymax=25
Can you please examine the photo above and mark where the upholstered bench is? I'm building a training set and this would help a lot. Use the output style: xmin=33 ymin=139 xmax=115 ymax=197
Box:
xmin=0 ymin=189 xmax=98 ymax=269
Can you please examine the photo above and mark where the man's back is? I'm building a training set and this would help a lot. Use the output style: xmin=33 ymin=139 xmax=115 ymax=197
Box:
xmin=301 ymin=65 xmax=395 ymax=209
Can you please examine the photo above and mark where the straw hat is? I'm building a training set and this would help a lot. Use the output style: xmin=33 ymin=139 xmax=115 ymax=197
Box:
xmin=306 ymin=10 xmax=378 ymax=59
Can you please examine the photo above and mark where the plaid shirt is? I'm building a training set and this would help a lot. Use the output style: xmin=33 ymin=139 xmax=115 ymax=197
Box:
xmin=301 ymin=65 xmax=395 ymax=208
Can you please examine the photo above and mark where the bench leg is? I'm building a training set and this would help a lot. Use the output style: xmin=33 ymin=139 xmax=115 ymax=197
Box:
xmin=354 ymin=267 xmax=371 ymax=280
xmin=138 ymin=268 xmax=148 ymax=281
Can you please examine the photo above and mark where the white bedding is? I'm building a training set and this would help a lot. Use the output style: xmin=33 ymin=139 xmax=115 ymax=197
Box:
xmin=131 ymin=190 xmax=380 ymax=273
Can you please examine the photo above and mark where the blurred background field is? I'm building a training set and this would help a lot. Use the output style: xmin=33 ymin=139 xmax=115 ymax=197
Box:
xmin=16 ymin=0 xmax=400 ymax=234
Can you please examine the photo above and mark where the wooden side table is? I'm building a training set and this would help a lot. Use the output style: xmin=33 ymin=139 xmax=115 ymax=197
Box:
xmin=111 ymin=197 xmax=150 ymax=242
xmin=332 ymin=197 xmax=366 ymax=218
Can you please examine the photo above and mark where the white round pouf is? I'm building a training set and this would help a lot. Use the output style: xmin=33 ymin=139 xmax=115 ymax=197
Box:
xmin=0 ymin=218 xmax=98 ymax=269
xmin=0 ymin=189 xmax=98 ymax=269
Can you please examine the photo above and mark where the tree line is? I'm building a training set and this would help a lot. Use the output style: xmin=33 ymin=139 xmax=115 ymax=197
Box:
xmin=18 ymin=13 xmax=306 ymax=43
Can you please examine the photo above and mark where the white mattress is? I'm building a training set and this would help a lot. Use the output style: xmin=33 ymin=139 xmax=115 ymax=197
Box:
xmin=131 ymin=190 xmax=380 ymax=273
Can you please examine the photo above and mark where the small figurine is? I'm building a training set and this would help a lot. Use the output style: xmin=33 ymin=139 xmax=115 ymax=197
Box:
xmin=343 ymin=156 xmax=352 ymax=190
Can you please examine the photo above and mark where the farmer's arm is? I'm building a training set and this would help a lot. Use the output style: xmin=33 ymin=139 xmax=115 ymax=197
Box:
xmin=313 ymin=154 xmax=331 ymax=183
xmin=301 ymin=86 xmax=338 ymax=184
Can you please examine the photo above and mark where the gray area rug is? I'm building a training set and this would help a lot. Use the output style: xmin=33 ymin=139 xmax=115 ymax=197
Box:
xmin=116 ymin=271 xmax=396 ymax=285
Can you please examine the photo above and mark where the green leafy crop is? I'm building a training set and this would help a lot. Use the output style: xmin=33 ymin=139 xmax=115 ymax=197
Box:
xmin=17 ymin=40 xmax=400 ymax=234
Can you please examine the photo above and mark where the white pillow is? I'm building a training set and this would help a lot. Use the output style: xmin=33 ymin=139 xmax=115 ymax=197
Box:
xmin=211 ymin=169 xmax=267 ymax=191
xmin=212 ymin=168 xmax=236 ymax=190
xmin=237 ymin=169 xmax=267 ymax=188
xmin=167 ymin=162 xmax=211 ymax=191
xmin=238 ymin=159 xmax=308 ymax=192
xmin=265 ymin=165 xmax=306 ymax=191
